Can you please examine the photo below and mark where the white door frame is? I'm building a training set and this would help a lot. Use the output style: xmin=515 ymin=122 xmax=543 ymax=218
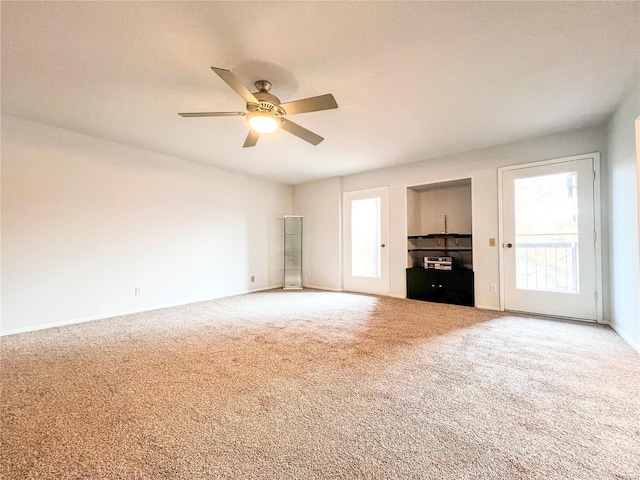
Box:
xmin=498 ymin=152 xmax=603 ymax=322
xmin=342 ymin=186 xmax=390 ymax=296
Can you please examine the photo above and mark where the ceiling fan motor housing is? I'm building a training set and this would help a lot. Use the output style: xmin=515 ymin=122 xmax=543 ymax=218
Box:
xmin=249 ymin=91 xmax=285 ymax=116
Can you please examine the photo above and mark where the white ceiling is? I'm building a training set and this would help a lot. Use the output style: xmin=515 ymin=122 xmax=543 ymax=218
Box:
xmin=2 ymin=2 xmax=638 ymax=185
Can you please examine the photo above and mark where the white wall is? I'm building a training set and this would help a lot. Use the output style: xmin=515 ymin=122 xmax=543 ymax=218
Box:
xmin=606 ymin=79 xmax=640 ymax=351
xmin=416 ymin=184 xmax=472 ymax=235
xmin=1 ymin=115 xmax=292 ymax=335
xmin=292 ymin=177 xmax=342 ymax=291
xmin=294 ymin=124 xmax=608 ymax=311
xmin=406 ymin=188 xmax=420 ymax=236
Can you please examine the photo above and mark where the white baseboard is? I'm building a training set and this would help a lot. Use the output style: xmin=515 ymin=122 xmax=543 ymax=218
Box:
xmin=1 ymin=314 xmax=118 ymax=337
xmin=609 ymin=323 xmax=640 ymax=353
xmin=0 ymin=285 xmax=284 ymax=337
xmin=475 ymin=304 xmax=502 ymax=311
xmin=247 ymin=285 xmax=284 ymax=294
xmin=302 ymin=287 xmax=402 ymax=298
xmin=302 ymin=284 xmax=343 ymax=292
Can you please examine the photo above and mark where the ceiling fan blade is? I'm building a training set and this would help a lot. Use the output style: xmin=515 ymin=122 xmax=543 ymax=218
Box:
xmin=211 ymin=67 xmax=258 ymax=104
xmin=279 ymin=94 xmax=338 ymax=115
xmin=243 ymin=129 xmax=260 ymax=148
xmin=280 ymin=119 xmax=324 ymax=145
xmin=178 ymin=112 xmax=245 ymax=117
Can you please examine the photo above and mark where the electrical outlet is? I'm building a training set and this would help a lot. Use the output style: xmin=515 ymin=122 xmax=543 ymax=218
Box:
xmin=489 ymin=238 xmax=496 ymax=247
xmin=490 ymin=284 xmax=497 ymax=293
xmin=250 ymin=275 xmax=255 ymax=283
xmin=134 ymin=287 xmax=141 ymax=296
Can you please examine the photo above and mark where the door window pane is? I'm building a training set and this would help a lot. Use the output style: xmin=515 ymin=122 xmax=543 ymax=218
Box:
xmin=351 ymin=198 xmax=380 ymax=277
xmin=514 ymin=172 xmax=579 ymax=292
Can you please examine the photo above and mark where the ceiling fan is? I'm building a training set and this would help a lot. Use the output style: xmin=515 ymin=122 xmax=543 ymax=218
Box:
xmin=179 ymin=67 xmax=338 ymax=148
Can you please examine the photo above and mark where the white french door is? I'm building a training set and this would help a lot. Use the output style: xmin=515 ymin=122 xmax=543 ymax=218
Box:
xmin=500 ymin=155 xmax=600 ymax=321
xmin=343 ymin=187 xmax=389 ymax=295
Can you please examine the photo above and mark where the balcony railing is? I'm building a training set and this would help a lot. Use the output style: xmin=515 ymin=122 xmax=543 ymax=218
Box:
xmin=515 ymin=234 xmax=578 ymax=293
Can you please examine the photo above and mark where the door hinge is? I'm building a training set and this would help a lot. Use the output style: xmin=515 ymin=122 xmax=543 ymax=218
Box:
xmin=594 ymin=170 xmax=597 ymax=181
xmin=593 ymin=231 xmax=597 ymax=242
xmin=594 ymin=291 xmax=598 ymax=304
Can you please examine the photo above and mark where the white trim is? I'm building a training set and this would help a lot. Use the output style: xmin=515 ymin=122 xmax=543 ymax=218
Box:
xmin=248 ymin=285 xmax=285 ymax=293
xmin=592 ymin=154 xmax=604 ymax=323
xmin=470 ymin=177 xmax=476 ymax=307
xmin=609 ymin=323 xmax=640 ymax=353
xmin=1 ymin=314 xmax=120 ymax=337
xmin=497 ymin=166 xmax=506 ymax=311
xmin=389 ymin=293 xmax=406 ymax=299
xmin=404 ymin=185 xmax=409 ymax=269
xmin=476 ymin=304 xmax=502 ymax=312
xmin=498 ymin=152 xmax=602 ymax=172
xmin=497 ymin=152 xmax=603 ymax=322
xmin=338 ymin=176 xmax=344 ymax=291
xmin=0 ymin=285 xmax=284 ymax=337
xmin=504 ymin=309 xmax=597 ymax=324
xmin=302 ymin=284 xmax=343 ymax=292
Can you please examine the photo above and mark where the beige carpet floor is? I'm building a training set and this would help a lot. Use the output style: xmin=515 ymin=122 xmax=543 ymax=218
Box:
xmin=1 ymin=289 xmax=639 ymax=479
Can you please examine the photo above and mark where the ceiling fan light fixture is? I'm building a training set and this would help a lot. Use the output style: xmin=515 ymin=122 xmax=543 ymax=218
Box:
xmin=247 ymin=111 xmax=281 ymax=133
xmin=179 ymin=67 xmax=338 ymax=147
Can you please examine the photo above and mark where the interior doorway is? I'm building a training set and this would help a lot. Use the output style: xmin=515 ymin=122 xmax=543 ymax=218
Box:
xmin=499 ymin=153 xmax=602 ymax=321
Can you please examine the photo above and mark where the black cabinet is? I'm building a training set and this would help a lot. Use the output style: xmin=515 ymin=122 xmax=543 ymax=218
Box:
xmin=406 ymin=268 xmax=474 ymax=307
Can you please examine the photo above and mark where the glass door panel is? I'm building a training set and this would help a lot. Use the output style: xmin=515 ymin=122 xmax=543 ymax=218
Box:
xmin=351 ymin=197 xmax=381 ymax=278
xmin=514 ymin=172 xmax=579 ymax=293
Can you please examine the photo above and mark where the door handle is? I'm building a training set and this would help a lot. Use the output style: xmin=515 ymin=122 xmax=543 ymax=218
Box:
xmin=380 ymin=243 xmax=386 ymax=248
xmin=506 ymin=243 xmax=513 ymax=248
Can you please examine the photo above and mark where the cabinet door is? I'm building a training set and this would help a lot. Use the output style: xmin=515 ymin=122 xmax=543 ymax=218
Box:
xmin=407 ymin=268 xmax=474 ymax=306
xmin=439 ymin=270 xmax=474 ymax=306
xmin=407 ymin=268 xmax=440 ymax=301
xmin=406 ymin=268 xmax=424 ymax=300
